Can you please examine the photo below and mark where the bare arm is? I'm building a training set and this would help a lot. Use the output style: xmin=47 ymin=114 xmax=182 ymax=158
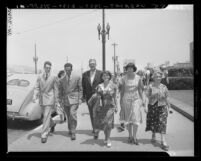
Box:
xmin=138 ymin=78 xmax=144 ymax=102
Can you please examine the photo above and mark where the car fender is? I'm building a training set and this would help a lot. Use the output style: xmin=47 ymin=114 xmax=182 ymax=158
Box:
xmin=20 ymin=99 xmax=42 ymax=121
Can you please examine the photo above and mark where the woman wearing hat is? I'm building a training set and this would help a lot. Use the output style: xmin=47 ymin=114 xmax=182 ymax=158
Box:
xmin=118 ymin=63 xmax=146 ymax=145
xmin=145 ymin=69 xmax=171 ymax=151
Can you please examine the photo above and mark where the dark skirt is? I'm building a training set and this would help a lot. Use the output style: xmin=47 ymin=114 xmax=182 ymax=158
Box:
xmin=145 ymin=102 xmax=168 ymax=134
xmin=93 ymin=104 xmax=115 ymax=131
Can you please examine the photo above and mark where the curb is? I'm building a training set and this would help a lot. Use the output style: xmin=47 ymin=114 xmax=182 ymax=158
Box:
xmin=170 ymin=104 xmax=194 ymax=122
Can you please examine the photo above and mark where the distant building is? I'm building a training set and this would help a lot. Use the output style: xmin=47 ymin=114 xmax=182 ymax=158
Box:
xmin=169 ymin=41 xmax=193 ymax=69
xmin=190 ymin=41 xmax=193 ymax=66
xmin=172 ymin=62 xmax=193 ymax=68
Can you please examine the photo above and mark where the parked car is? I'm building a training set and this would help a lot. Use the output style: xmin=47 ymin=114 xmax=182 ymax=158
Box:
xmin=7 ymin=74 xmax=43 ymax=121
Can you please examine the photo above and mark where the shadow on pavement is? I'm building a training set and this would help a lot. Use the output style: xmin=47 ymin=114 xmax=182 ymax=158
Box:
xmin=80 ymin=138 xmax=105 ymax=147
xmin=76 ymin=129 xmax=94 ymax=136
xmin=27 ymin=132 xmax=41 ymax=140
xmin=110 ymin=137 xmax=162 ymax=148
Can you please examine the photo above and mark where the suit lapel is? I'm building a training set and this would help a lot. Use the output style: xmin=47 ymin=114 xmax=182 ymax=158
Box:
xmin=86 ymin=71 xmax=91 ymax=86
xmin=92 ymin=70 xmax=99 ymax=86
xmin=41 ymin=74 xmax=51 ymax=92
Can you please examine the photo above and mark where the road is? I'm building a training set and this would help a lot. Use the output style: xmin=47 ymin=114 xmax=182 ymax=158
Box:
xmin=7 ymin=119 xmax=41 ymax=145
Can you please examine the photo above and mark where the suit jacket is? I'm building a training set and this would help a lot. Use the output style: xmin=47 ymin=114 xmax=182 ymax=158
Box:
xmin=59 ymin=72 xmax=83 ymax=106
xmin=33 ymin=73 xmax=58 ymax=106
xmin=82 ymin=69 xmax=102 ymax=102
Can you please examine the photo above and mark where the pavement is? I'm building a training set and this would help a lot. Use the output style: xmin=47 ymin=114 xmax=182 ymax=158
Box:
xmin=7 ymin=90 xmax=194 ymax=156
xmin=169 ymin=90 xmax=194 ymax=121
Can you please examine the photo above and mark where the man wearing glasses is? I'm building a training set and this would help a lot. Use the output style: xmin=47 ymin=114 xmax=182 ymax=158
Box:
xmin=33 ymin=61 xmax=59 ymax=143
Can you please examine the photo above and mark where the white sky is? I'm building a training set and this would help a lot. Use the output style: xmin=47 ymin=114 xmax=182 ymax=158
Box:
xmin=7 ymin=5 xmax=193 ymax=74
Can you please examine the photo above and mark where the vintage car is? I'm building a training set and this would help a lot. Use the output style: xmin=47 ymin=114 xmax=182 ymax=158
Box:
xmin=7 ymin=74 xmax=43 ymax=121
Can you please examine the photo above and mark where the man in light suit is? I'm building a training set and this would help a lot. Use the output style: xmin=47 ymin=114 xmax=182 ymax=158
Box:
xmin=33 ymin=61 xmax=59 ymax=143
xmin=82 ymin=59 xmax=102 ymax=138
xmin=59 ymin=63 xmax=83 ymax=140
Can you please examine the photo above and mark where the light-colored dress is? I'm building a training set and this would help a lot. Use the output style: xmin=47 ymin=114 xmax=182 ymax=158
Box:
xmin=119 ymin=74 xmax=143 ymax=126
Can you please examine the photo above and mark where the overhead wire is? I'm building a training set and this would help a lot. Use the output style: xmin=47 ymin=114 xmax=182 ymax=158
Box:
xmin=13 ymin=9 xmax=99 ymax=35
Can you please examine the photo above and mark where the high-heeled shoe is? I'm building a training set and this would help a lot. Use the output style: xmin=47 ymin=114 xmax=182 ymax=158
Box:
xmin=128 ymin=137 xmax=133 ymax=144
xmin=133 ymin=138 xmax=139 ymax=145
xmin=161 ymin=142 xmax=169 ymax=151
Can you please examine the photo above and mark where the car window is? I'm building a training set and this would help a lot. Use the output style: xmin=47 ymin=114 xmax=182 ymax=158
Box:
xmin=7 ymin=79 xmax=20 ymax=86
xmin=19 ymin=80 xmax=30 ymax=87
xmin=7 ymin=79 xmax=30 ymax=87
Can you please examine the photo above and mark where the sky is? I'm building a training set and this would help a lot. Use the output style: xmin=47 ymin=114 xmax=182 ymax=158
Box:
xmin=7 ymin=5 xmax=193 ymax=75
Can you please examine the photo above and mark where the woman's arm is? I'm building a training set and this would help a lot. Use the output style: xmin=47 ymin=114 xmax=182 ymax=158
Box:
xmin=138 ymin=78 xmax=144 ymax=102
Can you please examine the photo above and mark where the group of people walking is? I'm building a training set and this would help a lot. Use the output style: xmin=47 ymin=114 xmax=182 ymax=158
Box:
xmin=32 ymin=58 xmax=171 ymax=151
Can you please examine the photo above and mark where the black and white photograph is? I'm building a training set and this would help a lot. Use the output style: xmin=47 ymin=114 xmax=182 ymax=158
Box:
xmin=7 ymin=4 xmax=194 ymax=156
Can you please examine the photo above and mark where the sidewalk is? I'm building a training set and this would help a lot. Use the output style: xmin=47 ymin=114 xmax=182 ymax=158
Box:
xmin=8 ymin=97 xmax=194 ymax=156
xmin=169 ymin=90 xmax=194 ymax=121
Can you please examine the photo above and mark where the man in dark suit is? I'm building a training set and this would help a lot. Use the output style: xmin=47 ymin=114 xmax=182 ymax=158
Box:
xmin=82 ymin=59 xmax=102 ymax=137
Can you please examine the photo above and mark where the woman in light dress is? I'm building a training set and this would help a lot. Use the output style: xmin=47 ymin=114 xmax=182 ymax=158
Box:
xmin=119 ymin=63 xmax=146 ymax=145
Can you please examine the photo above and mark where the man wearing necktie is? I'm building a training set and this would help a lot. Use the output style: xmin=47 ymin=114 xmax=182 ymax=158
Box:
xmin=82 ymin=59 xmax=102 ymax=138
xmin=33 ymin=61 xmax=59 ymax=143
xmin=58 ymin=63 xmax=83 ymax=140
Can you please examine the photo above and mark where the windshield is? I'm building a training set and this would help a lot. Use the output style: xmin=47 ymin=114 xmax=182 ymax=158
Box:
xmin=7 ymin=79 xmax=30 ymax=87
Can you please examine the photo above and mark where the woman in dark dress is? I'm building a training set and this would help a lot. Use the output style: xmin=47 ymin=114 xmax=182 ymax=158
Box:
xmin=145 ymin=69 xmax=171 ymax=151
xmin=89 ymin=71 xmax=118 ymax=148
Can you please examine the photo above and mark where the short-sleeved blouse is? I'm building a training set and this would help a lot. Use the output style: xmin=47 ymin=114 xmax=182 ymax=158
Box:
xmin=147 ymin=83 xmax=169 ymax=106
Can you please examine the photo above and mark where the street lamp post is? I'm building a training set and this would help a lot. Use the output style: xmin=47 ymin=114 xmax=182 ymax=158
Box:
xmin=112 ymin=43 xmax=118 ymax=76
xmin=97 ymin=9 xmax=110 ymax=71
xmin=33 ymin=43 xmax=38 ymax=74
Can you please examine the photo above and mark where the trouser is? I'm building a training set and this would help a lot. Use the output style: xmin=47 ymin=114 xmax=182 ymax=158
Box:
xmin=64 ymin=104 xmax=79 ymax=134
xmin=41 ymin=105 xmax=55 ymax=138
xmin=87 ymin=103 xmax=94 ymax=131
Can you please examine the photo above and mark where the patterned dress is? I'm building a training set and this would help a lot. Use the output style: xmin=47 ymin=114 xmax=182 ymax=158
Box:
xmin=119 ymin=75 xmax=143 ymax=126
xmin=93 ymin=81 xmax=117 ymax=131
xmin=145 ymin=83 xmax=169 ymax=134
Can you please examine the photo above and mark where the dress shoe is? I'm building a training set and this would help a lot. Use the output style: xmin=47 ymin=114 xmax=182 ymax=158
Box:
xmin=71 ymin=133 xmax=76 ymax=140
xmin=94 ymin=132 xmax=99 ymax=140
xmin=41 ymin=138 xmax=47 ymax=143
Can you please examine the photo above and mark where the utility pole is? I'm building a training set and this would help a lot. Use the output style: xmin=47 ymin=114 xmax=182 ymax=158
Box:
xmin=33 ymin=43 xmax=38 ymax=74
xmin=97 ymin=9 xmax=110 ymax=71
xmin=112 ymin=43 xmax=118 ymax=76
